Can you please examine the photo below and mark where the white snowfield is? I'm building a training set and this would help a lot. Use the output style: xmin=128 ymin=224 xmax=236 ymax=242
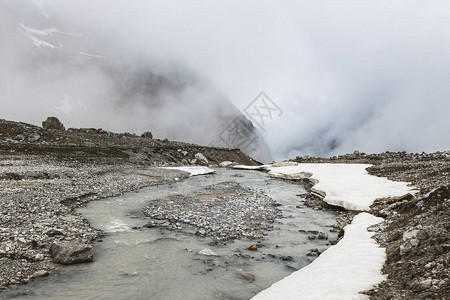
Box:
xmin=163 ymin=166 xmax=215 ymax=176
xmin=252 ymin=213 xmax=385 ymax=300
xmin=249 ymin=162 xmax=417 ymax=299
xmin=268 ymin=163 xmax=416 ymax=211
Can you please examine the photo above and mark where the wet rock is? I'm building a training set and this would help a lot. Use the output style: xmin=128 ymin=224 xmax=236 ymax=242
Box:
xmin=49 ymin=241 xmax=94 ymax=265
xmin=248 ymin=244 xmax=258 ymax=251
xmin=42 ymin=117 xmax=65 ymax=131
xmin=236 ymin=272 xmax=255 ymax=282
xmin=198 ymin=248 xmax=218 ymax=256
xmin=32 ymin=270 xmax=49 ymax=278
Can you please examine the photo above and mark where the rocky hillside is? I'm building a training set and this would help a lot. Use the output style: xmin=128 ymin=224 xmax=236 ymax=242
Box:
xmin=0 ymin=118 xmax=259 ymax=166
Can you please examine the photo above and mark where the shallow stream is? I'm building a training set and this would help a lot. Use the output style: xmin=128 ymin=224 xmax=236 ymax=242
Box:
xmin=4 ymin=169 xmax=338 ymax=299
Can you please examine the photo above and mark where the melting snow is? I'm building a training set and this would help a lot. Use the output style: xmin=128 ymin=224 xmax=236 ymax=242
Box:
xmin=252 ymin=212 xmax=385 ymax=300
xmin=268 ymin=163 xmax=416 ymax=211
xmin=164 ymin=166 xmax=215 ymax=176
xmin=233 ymin=165 xmax=271 ymax=170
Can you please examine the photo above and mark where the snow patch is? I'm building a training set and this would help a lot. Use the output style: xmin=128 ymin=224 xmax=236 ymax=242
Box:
xmin=252 ymin=212 xmax=385 ymax=300
xmin=268 ymin=163 xmax=416 ymax=210
xmin=164 ymin=166 xmax=215 ymax=176
xmin=233 ymin=164 xmax=271 ymax=170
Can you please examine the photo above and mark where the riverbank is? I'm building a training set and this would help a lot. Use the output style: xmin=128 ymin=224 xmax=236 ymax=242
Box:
xmin=0 ymin=118 xmax=259 ymax=290
xmin=291 ymin=152 xmax=450 ymax=299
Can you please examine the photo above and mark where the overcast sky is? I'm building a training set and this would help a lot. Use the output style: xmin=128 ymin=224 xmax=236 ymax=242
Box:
xmin=14 ymin=1 xmax=450 ymax=159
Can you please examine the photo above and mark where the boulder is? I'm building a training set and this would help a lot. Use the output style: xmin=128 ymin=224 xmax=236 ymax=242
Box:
xmin=32 ymin=270 xmax=49 ymax=278
xmin=236 ymin=272 xmax=255 ymax=282
xmin=141 ymin=131 xmax=153 ymax=139
xmin=411 ymin=279 xmax=432 ymax=292
xmin=399 ymin=229 xmax=420 ymax=256
xmin=248 ymin=244 xmax=258 ymax=251
xmin=197 ymin=248 xmax=218 ymax=256
xmin=194 ymin=153 xmax=209 ymax=164
xmin=49 ymin=241 xmax=93 ymax=265
xmin=219 ymin=161 xmax=235 ymax=167
xmin=42 ymin=117 xmax=65 ymax=130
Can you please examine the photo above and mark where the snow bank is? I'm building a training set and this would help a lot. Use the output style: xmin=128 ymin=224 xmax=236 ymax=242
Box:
xmin=233 ymin=164 xmax=271 ymax=170
xmin=163 ymin=166 xmax=215 ymax=176
xmin=268 ymin=163 xmax=415 ymax=210
xmin=252 ymin=212 xmax=385 ymax=300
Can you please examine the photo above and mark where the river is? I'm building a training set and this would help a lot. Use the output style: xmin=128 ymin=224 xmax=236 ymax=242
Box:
xmin=3 ymin=169 xmax=338 ymax=300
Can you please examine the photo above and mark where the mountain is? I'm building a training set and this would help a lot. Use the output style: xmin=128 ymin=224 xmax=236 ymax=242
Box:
xmin=0 ymin=0 xmax=272 ymax=162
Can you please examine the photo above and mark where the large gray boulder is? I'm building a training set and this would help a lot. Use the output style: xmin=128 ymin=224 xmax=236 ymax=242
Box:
xmin=42 ymin=117 xmax=65 ymax=131
xmin=49 ymin=240 xmax=93 ymax=265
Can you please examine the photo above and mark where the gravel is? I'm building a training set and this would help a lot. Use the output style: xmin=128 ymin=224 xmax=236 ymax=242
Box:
xmin=0 ymin=156 xmax=187 ymax=289
xmin=142 ymin=181 xmax=282 ymax=243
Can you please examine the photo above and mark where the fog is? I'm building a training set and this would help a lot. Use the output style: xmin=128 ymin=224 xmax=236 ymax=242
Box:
xmin=2 ymin=0 xmax=450 ymax=161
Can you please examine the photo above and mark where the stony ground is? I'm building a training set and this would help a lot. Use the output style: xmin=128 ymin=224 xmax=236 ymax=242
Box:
xmin=1 ymin=118 xmax=449 ymax=299
xmin=293 ymin=151 xmax=450 ymax=299
xmin=143 ymin=181 xmax=282 ymax=243
xmin=0 ymin=118 xmax=258 ymax=291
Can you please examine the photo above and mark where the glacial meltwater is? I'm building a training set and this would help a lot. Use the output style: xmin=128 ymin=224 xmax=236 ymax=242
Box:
xmin=3 ymin=169 xmax=338 ymax=300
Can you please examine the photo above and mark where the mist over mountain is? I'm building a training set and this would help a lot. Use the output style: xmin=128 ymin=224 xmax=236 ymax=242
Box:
xmin=1 ymin=0 xmax=450 ymax=161
xmin=0 ymin=0 xmax=271 ymax=162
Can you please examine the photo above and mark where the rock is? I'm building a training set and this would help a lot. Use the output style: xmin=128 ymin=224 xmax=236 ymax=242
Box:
xmin=32 ymin=270 xmax=49 ymax=278
xmin=14 ymin=132 xmax=41 ymax=143
xmin=248 ymin=244 xmax=258 ymax=251
xmin=42 ymin=117 xmax=65 ymax=131
xmin=34 ymin=253 xmax=44 ymax=261
xmin=197 ymin=248 xmax=218 ymax=256
xmin=194 ymin=153 xmax=209 ymax=164
xmin=219 ymin=161 xmax=235 ymax=167
xmin=411 ymin=279 xmax=432 ymax=292
xmin=271 ymin=161 xmax=298 ymax=167
xmin=44 ymin=228 xmax=65 ymax=237
xmin=141 ymin=131 xmax=153 ymax=139
xmin=318 ymin=232 xmax=328 ymax=240
xmin=49 ymin=241 xmax=94 ymax=265
xmin=399 ymin=229 xmax=420 ymax=256
xmin=236 ymin=272 xmax=255 ymax=282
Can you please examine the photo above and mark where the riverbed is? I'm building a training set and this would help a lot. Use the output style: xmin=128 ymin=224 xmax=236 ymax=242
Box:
xmin=2 ymin=169 xmax=338 ymax=300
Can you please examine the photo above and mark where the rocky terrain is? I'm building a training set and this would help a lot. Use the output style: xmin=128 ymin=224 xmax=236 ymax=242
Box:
xmin=1 ymin=117 xmax=448 ymax=299
xmin=0 ymin=118 xmax=258 ymax=290
xmin=143 ymin=181 xmax=282 ymax=242
xmin=292 ymin=151 xmax=450 ymax=299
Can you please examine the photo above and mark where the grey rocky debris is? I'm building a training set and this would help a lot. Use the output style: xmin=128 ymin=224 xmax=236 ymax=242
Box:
xmin=142 ymin=181 xmax=281 ymax=242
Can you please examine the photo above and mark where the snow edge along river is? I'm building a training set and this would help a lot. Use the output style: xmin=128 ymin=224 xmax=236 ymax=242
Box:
xmin=251 ymin=163 xmax=417 ymax=300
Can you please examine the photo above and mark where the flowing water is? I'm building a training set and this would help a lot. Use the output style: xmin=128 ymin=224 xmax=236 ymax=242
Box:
xmin=3 ymin=169 xmax=338 ymax=300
